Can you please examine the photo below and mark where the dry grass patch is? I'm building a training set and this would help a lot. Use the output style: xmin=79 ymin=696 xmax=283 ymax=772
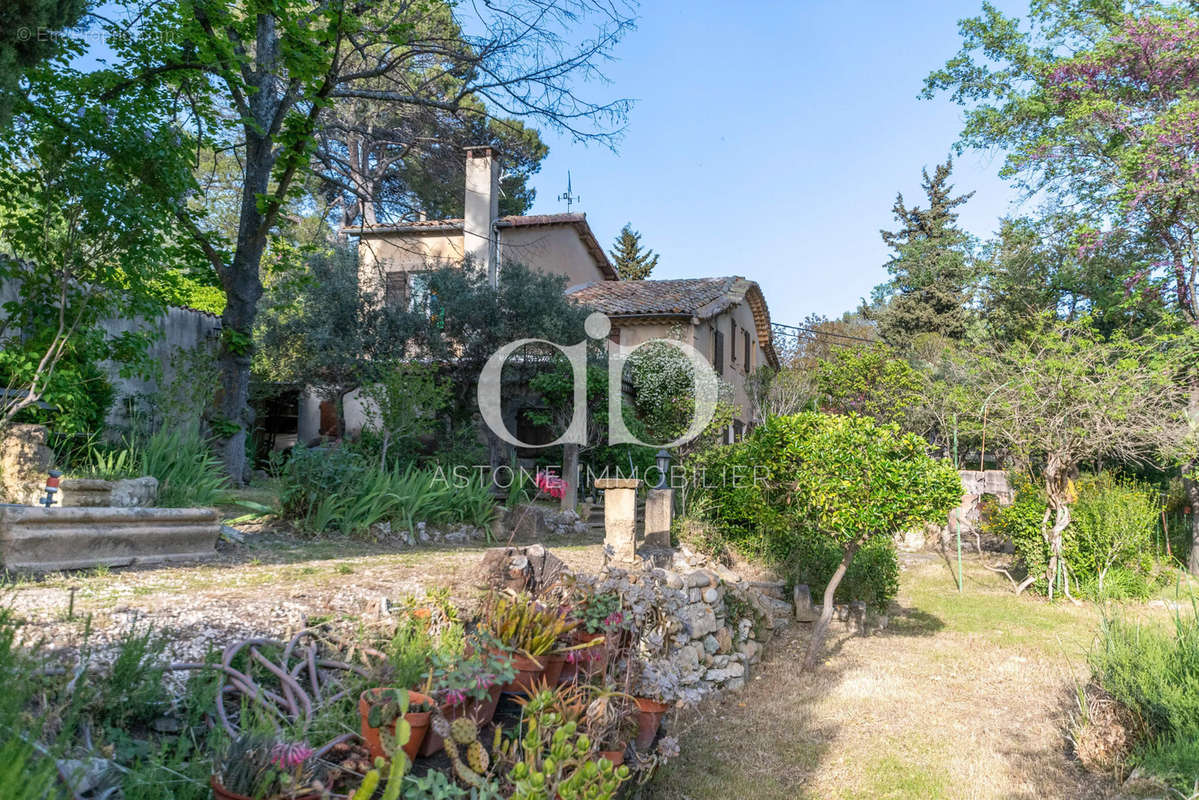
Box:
xmin=647 ymin=555 xmax=1183 ymax=800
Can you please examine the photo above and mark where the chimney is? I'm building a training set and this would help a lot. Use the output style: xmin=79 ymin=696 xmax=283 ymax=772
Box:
xmin=464 ymin=146 xmax=500 ymax=287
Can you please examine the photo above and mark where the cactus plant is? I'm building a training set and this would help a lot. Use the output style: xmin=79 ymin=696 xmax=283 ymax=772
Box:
xmin=351 ymin=692 xmax=412 ymax=800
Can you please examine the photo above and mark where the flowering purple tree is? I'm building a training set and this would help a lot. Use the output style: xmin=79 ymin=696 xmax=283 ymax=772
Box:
xmin=927 ymin=2 xmax=1199 ymax=572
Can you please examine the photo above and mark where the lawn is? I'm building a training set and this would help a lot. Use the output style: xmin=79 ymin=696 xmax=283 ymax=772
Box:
xmin=646 ymin=553 xmax=1197 ymax=800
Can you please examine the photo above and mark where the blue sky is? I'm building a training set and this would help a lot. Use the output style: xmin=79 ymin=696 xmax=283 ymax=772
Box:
xmin=521 ymin=1 xmax=1033 ymax=326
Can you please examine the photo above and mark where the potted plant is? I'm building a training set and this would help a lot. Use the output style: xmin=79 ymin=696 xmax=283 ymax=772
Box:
xmin=629 ymin=659 xmax=680 ymax=750
xmin=580 ymin=689 xmax=637 ymax=767
xmin=479 ymin=591 xmax=579 ymax=693
xmin=211 ymin=734 xmax=323 ymax=800
xmin=359 ymin=687 xmax=434 ymax=761
xmin=419 ymin=647 xmax=517 ymax=756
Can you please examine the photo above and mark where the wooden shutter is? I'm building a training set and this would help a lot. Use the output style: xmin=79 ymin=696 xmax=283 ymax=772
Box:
xmin=384 ymin=272 xmax=408 ymax=308
xmin=713 ymin=330 xmax=724 ymax=376
xmin=743 ymin=329 xmax=751 ymax=368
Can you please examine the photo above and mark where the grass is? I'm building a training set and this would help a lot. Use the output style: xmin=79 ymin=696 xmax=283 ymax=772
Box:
xmin=647 ymin=554 xmax=1190 ymax=800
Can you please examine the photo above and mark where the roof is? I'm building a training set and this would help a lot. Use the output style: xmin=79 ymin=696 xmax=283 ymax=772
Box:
xmin=346 ymin=212 xmax=617 ymax=280
xmin=568 ymin=277 xmax=779 ymax=369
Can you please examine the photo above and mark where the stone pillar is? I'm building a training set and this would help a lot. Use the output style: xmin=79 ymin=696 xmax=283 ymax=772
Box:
xmin=595 ymin=477 xmax=640 ymax=563
xmin=644 ymin=488 xmax=673 ymax=548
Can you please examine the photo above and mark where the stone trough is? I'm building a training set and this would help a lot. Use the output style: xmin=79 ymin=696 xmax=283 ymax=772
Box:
xmin=0 ymin=505 xmax=221 ymax=572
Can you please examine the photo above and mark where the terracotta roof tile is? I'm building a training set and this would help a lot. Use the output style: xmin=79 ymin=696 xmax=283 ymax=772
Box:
xmin=566 ymin=277 xmax=740 ymax=316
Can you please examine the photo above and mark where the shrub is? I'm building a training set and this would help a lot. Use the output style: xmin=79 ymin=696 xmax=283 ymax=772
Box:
xmin=275 ymin=446 xmax=495 ymax=535
xmin=1089 ymin=607 xmax=1199 ymax=790
xmin=985 ymin=473 xmax=1162 ymax=599
xmin=140 ymin=426 xmax=229 ymax=507
xmin=691 ymin=412 xmax=961 ymax=655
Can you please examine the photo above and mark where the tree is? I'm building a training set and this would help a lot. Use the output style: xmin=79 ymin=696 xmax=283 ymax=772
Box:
xmin=0 ymin=0 xmax=85 ymax=126
xmin=609 ymin=224 xmax=659 ymax=281
xmin=360 ymin=364 xmax=450 ymax=469
xmin=948 ymin=316 xmax=1190 ymax=597
xmin=736 ymin=413 xmax=960 ymax=668
xmin=926 ymin=0 xmax=1199 ymax=570
xmin=868 ymin=160 xmax=976 ymax=349
xmin=813 ymin=343 xmax=923 ymax=430
xmin=254 ymin=244 xmax=419 ymax=435
xmin=0 ymin=55 xmax=204 ymax=433
xmin=70 ymin=0 xmax=633 ymax=482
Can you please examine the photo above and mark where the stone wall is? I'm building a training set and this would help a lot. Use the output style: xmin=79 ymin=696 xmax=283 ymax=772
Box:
xmin=0 ymin=424 xmax=53 ymax=504
xmin=599 ymin=546 xmax=793 ymax=705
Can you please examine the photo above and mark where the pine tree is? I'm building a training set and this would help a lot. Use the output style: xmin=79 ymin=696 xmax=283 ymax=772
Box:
xmin=609 ymin=223 xmax=659 ymax=280
xmin=868 ymin=159 xmax=975 ymax=349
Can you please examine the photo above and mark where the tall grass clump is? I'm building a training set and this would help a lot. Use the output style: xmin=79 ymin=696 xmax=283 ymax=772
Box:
xmin=139 ymin=426 xmax=229 ymax=507
xmin=276 ymin=446 xmax=494 ymax=535
xmin=1089 ymin=605 xmax=1199 ymax=789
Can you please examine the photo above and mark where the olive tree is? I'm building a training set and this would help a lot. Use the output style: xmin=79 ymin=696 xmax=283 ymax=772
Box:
xmin=734 ymin=413 xmax=961 ymax=669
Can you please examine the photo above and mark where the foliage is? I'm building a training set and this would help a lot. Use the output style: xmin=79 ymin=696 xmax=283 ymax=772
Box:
xmin=609 ymin=224 xmax=659 ymax=281
xmin=925 ymin=3 xmax=1199 ymax=326
xmin=867 ymin=160 xmax=975 ymax=348
xmin=780 ymin=537 xmax=899 ymax=614
xmin=692 ymin=412 xmax=960 ymax=665
xmin=0 ymin=0 xmax=85 ymax=127
xmin=1089 ymin=606 xmax=1199 ymax=791
xmin=361 ymin=364 xmax=451 ymax=470
xmin=946 ymin=316 xmax=1189 ymax=596
xmin=0 ymin=609 xmax=61 ymax=800
xmin=813 ymin=343 xmax=924 ymax=430
xmin=88 ymin=625 xmax=170 ymax=732
xmin=140 ymin=425 xmax=230 ymax=508
xmin=215 ymin=734 xmax=320 ymax=799
xmin=480 ymin=592 xmax=578 ymax=657
xmin=987 ymin=473 xmax=1163 ymax=599
xmin=275 ymin=447 xmax=494 ymax=534
xmin=256 ymin=245 xmax=421 ymax=436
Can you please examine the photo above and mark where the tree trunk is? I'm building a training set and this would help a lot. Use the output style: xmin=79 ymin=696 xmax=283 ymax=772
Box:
xmin=803 ymin=541 xmax=859 ymax=670
xmin=561 ymin=443 xmax=579 ymax=512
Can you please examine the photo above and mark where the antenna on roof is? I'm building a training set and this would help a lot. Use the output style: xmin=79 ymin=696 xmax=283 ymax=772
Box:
xmin=558 ymin=171 xmax=580 ymax=211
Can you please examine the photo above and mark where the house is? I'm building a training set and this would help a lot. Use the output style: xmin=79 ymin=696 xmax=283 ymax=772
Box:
xmin=348 ymin=145 xmax=617 ymax=305
xmin=311 ymin=147 xmax=778 ymax=443
xmin=567 ymin=277 xmax=780 ymax=437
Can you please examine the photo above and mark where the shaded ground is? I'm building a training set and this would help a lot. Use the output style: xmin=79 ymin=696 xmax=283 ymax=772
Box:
xmin=647 ymin=554 xmax=1195 ymax=800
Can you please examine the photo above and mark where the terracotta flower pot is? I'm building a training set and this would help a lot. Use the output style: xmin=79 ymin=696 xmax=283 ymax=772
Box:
xmin=502 ymin=652 xmax=546 ymax=694
xmin=418 ymin=685 xmax=503 ymax=757
xmin=634 ymin=697 xmax=669 ymax=750
xmin=598 ymin=747 xmax=626 ymax=767
xmin=541 ymin=652 xmax=566 ymax=686
xmin=557 ymin=655 xmax=578 ymax=685
xmin=210 ymin=775 xmax=319 ymax=800
xmin=359 ymin=689 xmax=433 ymax=762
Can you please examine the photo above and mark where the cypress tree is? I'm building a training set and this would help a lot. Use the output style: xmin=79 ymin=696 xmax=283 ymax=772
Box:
xmin=609 ymin=223 xmax=659 ymax=280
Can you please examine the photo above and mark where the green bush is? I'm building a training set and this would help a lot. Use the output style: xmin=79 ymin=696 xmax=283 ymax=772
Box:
xmin=140 ymin=426 xmax=230 ymax=507
xmin=780 ymin=535 xmax=899 ymax=613
xmin=1090 ymin=607 xmax=1199 ymax=790
xmin=0 ymin=609 xmax=62 ymax=800
xmin=275 ymin=446 xmax=495 ymax=535
xmin=689 ymin=412 xmax=959 ymax=614
xmin=985 ymin=473 xmax=1161 ymax=599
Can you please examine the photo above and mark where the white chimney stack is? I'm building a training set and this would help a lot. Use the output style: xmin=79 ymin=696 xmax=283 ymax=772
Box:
xmin=464 ymin=146 xmax=500 ymax=287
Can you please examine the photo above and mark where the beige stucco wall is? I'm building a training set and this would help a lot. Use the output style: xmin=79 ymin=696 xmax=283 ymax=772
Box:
xmin=498 ymin=226 xmax=609 ymax=286
xmin=355 ymin=224 xmax=607 ymax=289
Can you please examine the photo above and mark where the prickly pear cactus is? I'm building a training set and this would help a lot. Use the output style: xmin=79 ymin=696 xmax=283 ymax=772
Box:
xmin=434 ymin=712 xmax=489 ymax=789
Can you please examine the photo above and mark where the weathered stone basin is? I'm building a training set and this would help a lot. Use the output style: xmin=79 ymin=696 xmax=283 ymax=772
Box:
xmin=60 ymin=476 xmax=158 ymax=507
xmin=0 ymin=505 xmax=220 ymax=571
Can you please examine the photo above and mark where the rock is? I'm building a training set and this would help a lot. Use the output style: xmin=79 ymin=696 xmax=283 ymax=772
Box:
xmin=444 ymin=530 xmax=470 ymax=544
xmin=738 ymin=640 xmax=762 ymax=663
xmin=702 ymin=634 xmax=720 ymax=654
xmin=1 ymin=424 xmax=53 ymax=504
xmin=725 ymin=677 xmax=745 ymax=691
xmin=793 ymin=584 xmax=819 ymax=622
xmin=678 ymin=603 xmax=718 ymax=638
xmin=702 ymin=587 xmax=719 ymax=604
xmin=219 ymin=525 xmax=245 ymax=544
xmin=685 ymin=570 xmax=714 ymax=588
xmin=371 ymin=520 xmax=392 ymax=537
xmin=474 ymin=546 xmax=568 ymax=594
xmin=727 ymin=661 xmax=745 ymax=678
xmin=111 ymin=477 xmax=158 ymax=507
xmin=715 ymin=626 xmax=733 ymax=653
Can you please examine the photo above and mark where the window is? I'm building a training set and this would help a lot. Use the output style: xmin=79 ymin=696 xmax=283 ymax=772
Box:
xmin=730 ymin=322 xmax=737 ymax=363
xmin=713 ymin=329 xmax=724 ymax=376
xmin=609 ymin=326 xmax=621 ymax=345
xmin=384 ymin=272 xmax=407 ymax=308
xmin=409 ymin=272 xmax=433 ymax=312
xmin=743 ymin=329 xmax=752 ymax=368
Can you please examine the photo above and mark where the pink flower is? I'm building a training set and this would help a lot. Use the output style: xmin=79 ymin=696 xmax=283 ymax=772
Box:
xmin=446 ymin=689 xmax=467 ymax=706
xmin=270 ymin=742 xmax=314 ymax=769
